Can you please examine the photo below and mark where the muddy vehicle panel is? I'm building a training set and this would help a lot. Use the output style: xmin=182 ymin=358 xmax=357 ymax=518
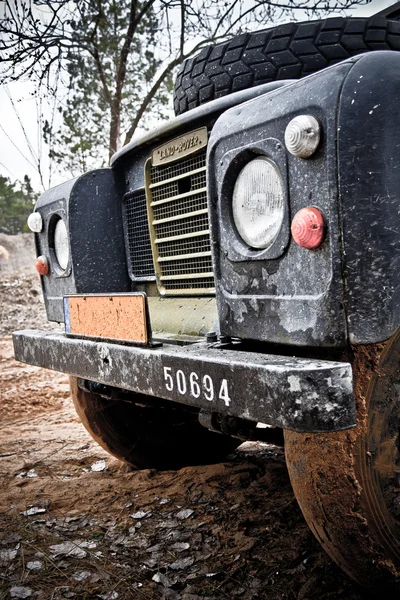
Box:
xmin=13 ymin=9 xmax=400 ymax=595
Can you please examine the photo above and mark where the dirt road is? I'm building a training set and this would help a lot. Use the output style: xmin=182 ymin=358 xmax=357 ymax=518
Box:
xmin=0 ymin=235 xmax=370 ymax=599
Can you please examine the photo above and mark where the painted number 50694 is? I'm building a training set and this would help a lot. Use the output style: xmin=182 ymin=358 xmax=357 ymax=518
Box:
xmin=163 ymin=367 xmax=231 ymax=407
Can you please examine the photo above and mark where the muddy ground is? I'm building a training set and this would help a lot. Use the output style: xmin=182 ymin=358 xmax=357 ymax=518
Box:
xmin=0 ymin=234 xmax=372 ymax=599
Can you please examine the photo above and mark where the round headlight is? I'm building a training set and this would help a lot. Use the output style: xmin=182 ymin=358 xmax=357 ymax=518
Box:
xmin=54 ymin=218 xmax=69 ymax=270
xmin=232 ymin=157 xmax=285 ymax=249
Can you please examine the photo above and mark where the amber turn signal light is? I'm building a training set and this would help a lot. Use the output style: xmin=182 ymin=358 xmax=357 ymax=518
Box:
xmin=291 ymin=207 xmax=325 ymax=249
xmin=35 ymin=255 xmax=49 ymax=276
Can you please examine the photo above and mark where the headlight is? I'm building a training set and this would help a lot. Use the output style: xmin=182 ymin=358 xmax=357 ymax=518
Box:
xmin=232 ymin=157 xmax=285 ymax=249
xmin=54 ymin=218 xmax=69 ymax=270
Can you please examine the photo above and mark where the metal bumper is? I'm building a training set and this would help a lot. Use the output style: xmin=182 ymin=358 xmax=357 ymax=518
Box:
xmin=12 ymin=330 xmax=356 ymax=433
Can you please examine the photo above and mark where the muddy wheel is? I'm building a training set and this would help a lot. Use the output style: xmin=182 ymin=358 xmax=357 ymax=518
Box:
xmin=284 ymin=329 xmax=400 ymax=593
xmin=70 ymin=377 xmax=240 ymax=470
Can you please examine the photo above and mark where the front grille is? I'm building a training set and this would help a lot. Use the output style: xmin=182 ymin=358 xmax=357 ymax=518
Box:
xmin=123 ymin=190 xmax=155 ymax=279
xmin=146 ymin=146 xmax=215 ymax=295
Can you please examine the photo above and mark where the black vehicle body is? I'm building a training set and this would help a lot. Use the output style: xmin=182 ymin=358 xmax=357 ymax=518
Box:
xmin=13 ymin=51 xmax=400 ymax=435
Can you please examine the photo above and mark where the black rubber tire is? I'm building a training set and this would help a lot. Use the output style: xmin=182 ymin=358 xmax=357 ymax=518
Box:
xmin=174 ymin=16 xmax=400 ymax=115
xmin=284 ymin=330 xmax=400 ymax=594
xmin=70 ymin=377 xmax=241 ymax=470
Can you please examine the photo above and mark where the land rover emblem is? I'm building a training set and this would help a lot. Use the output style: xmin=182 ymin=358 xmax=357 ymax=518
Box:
xmin=152 ymin=127 xmax=208 ymax=166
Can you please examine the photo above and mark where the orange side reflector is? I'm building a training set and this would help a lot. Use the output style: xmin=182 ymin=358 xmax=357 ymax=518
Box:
xmin=35 ymin=255 xmax=49 ymax=276
xmin=291 ymin=207 xmax=325 ymax=249
xmin=64 ymin=294 xmax=149 ymax=344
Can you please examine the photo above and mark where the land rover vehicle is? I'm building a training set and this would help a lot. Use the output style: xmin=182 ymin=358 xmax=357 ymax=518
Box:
xmin=13 ymin=6 xmax=400 ymax=595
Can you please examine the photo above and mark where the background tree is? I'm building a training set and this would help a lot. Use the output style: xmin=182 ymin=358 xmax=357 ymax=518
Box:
xmin=1 ymin=0 xmax=366 ymax=177
xmin=0 ymin=175 xmax=37 ymax=235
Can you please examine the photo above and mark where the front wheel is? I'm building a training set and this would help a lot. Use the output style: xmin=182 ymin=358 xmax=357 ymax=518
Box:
xmin=70 ymin=377 xmax=241 ymax=470
xmin=284 ymin=330 xmax=400 ymax=594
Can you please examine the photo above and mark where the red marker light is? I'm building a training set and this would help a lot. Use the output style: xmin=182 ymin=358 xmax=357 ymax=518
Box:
xmin=291 ymin=207 xmax=325 ymax=249
xmin=35 ymin=255 xmax=49 ymax=276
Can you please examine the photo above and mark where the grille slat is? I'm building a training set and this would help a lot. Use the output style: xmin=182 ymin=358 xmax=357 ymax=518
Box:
xmin=153 ymin=207 xmax=208 ymax=226
xmin=158 ymin=250 xmax=212 ymax=263
xmin=160 ymin=271 xmax=214 ymax=280
xmin=151 ymin=186 xmax=207 ymax=207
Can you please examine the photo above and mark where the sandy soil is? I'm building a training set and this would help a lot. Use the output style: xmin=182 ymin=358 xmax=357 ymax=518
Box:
xmin=0 ymin=235 xmax=371 ymax=599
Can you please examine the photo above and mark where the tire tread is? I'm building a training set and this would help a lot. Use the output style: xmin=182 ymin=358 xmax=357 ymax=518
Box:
xmin=173 ymin=17 xmax=400 ymax=115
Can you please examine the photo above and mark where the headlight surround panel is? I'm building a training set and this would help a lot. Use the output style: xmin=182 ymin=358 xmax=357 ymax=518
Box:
xmin=208 ymin=60 xmax=351 ymax=348
xmin=33 ymin=169 xmax=130 ymax=322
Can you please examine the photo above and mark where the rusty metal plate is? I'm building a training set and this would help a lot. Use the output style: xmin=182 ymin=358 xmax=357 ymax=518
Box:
xmin=64 ymin=294 xmax=149 ymax=344
xmin=152 ymin=127 xmax=207 ymax=166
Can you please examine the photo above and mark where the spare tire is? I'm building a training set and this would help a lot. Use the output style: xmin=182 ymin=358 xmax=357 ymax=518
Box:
xmin=174 ymin=16 xmax=400 ymax=115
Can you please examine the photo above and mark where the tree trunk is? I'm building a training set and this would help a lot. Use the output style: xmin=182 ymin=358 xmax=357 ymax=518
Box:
xmin=109 ymin=99 xmax=121 ymax=161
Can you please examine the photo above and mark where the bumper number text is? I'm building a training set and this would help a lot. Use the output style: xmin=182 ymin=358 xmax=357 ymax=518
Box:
xmin=163 ymin=367 xmax=231 ymax=406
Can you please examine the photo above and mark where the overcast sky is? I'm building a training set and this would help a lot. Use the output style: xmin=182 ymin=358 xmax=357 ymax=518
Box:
xmin=0 ymin=0 xmax=396 ymax=192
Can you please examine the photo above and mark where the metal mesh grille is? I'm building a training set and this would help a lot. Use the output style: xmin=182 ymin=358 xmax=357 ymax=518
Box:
xmin=157 ymin=234 xmax=211 ymax=258
xmin=151 ymin=181 xmax=179 ymax=203
xmin=153 ymin=192 xmax=207 ymax=221
xmin=148 ymin=146 xmax=214 ymax=294
xmin=162 ymin=277 xmax=214 ymax=291
xmin=124 ymin=190 xmax=154 ymax=279
xmin=160 ymin=256 xmax=213 ymax=276
xmin=150 ymin=153 xmax=206 ymax=184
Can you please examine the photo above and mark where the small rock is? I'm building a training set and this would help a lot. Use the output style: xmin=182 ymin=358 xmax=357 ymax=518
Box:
xmin=159 ymin=498 xmax=170 ymax=505
xmin=79 ymin=540 xmax=97 ymax=550
xmin=128 ymin=526 xmax=137 ymax=535
xmin=143 ymin=557 xmax=158 ymax=569
xmin=26 ymin=561 xmax=43 ymax=570
xmin=127 ymin=535 xmax=149 ymax=549
xmin=130 ymin=510 xmax=151 ymax=519
xmin=26 ymin=469 xmax=38 ymax=478
xmin=0 ymin=548 xmax=18 ymax=562
xmin=169 ymin=556 xmax=194 ymax=570
xmin=171 ymin=542 xmax=190 ymax=552
xmin=99 ymin=593 xmax=118 ymax=600
xmin=156 ymin=519 xmax=179 ymax=529
xmin=176 ymin=509 xmax=194 ymax=520
xmin=112 ymin=535 xmax=129 ymax=546
xmin=146 ymin=543 xmax=162 ymax=553
xmin=91 ymin=460 xmax=106 ymax=472
xmin=152 ymin=572 xmax=173 ymax=587
xmin=49 ymin=541 xmax=87 ymax=559
xmin=9 ymin=587 xmax=33 ymax=599
xmin=21 ymin=507 xmax=47 ymax=517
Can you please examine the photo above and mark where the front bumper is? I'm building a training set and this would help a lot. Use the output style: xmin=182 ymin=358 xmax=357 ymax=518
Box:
xmin=13 ymin=330 xmax=356 ymax=433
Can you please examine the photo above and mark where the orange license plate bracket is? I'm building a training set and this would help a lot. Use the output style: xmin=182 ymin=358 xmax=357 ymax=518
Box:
xmin=63 ymin=293 xmax=150 ymax=344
